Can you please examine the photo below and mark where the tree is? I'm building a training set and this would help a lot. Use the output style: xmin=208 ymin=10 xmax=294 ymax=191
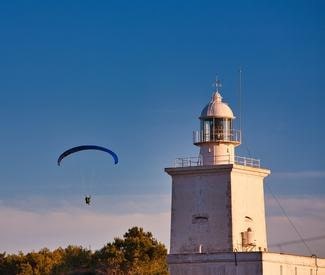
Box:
xmin=94 ymin=227 xmax=168 ymax=274
xmin=0 ymin=227 xmax=168 ymax=275
xmin=53 ymin=245 xmax=93 ymax=274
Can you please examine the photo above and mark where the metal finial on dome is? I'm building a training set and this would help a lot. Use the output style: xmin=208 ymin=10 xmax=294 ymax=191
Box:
xmin=214 ymin=75 xmax=222 ymax=93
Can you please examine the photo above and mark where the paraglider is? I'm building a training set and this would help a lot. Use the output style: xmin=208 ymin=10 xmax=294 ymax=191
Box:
xmin=57 ymin=145 xmax=118 ymax=166
xmin=85 ymin=195 xmax=91 ymax=205
xmin=57 ymin=145 xmax=118 ymax=205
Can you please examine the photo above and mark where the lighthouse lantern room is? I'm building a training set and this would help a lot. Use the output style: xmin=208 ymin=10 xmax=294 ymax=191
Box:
xmin=193 ymin=82 xmax=241 ymax=166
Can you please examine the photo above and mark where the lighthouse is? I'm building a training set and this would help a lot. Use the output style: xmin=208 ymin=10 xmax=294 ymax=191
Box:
xmin=165 ymin=79 xmax=325 ymax=275
xmin=194 ymin=80 xmax=240 ymax=166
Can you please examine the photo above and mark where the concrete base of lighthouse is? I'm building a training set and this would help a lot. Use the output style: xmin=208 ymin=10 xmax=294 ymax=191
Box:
xmin=168 ymin=252 xmax=325 ymax=275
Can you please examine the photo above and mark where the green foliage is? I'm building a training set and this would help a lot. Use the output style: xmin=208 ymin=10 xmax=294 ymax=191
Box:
xmin=0 ymin=227 xmax=168 ymax=275
xmin=95 ymin=227 xmax=168 ymax=274
xmin=51 ymin=246 xmax=93 ymax=274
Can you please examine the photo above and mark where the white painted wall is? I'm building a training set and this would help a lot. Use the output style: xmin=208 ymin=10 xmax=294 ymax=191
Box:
xmin=166 ymin=164 xmax=269 ymax=254
xmin=262 ymin=253 xmax=325 ymax=275
xmin=231 ymin=165 xmax=270 ymax=252
xmin=199 ymin=143 xmax=235 ymax=165
xmin=168 ymin=252 xmax=325 ymax=275
xmin=167 ymin=165 xmax=233 ymax=253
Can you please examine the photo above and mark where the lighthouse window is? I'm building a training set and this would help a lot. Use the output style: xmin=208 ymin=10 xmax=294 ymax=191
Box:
xmin=192 ymin=214 xmax=209 ymax=224
xmin=202 ymin=119 xmax=213 ymax=141
xmin=201 ymin=118 xmax=232 ymax=142
xmin=212 ymin=118 xmax=232 ymax=141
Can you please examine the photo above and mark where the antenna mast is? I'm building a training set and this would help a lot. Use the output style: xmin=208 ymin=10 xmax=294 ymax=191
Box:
xmin=239 ymin=67 xmax=242 ymax=134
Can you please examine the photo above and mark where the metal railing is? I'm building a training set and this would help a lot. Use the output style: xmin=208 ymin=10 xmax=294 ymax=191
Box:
xmin=174 ymin=155 xmax=260 ymax=168
xmin=193 ymin=129 xmax=241 ymax=144
xmin=235 ymin=156 xmax=260 ymax=168
xmin=174 ymin=157 xmax=203 ymax=167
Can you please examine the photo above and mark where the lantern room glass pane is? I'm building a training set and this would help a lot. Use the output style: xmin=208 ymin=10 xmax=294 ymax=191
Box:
xmin=201 ymin=118 xmax=233 ymax=142
xmin=201 ymin=119 xmax=213 ymax=141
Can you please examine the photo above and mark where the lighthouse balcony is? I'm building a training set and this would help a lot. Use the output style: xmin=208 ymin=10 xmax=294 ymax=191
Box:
xmin=174 ymin=155 xmax=260 ymax=168
xmin=193 ymin=129 xmax=241 ymax=145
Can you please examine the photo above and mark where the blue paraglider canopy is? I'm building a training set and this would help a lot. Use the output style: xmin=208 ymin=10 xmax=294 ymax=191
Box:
xmin=57 ymin=145 xmax=118 ymax=166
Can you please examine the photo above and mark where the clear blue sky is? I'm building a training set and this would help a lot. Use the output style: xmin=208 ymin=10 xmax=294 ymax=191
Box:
xmin=0 ymin=0 xmax=324 ymax=254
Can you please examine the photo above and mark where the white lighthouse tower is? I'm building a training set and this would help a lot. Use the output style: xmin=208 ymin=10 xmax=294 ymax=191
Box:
xmin=165 ymin=79 xmax=325 ymax=275
xmin=194 ymin=80 xmax=240 ymax=166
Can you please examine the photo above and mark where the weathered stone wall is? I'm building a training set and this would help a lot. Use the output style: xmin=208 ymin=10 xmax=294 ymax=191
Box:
xmin=231 ymin=165 xmax=269 ymax=252
xmin=168 ymin=252 xmax=325 ymax=275
xmin=167 ymin=165 xmax=233 ymax=254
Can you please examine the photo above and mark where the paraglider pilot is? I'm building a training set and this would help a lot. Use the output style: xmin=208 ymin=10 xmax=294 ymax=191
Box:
xmin=57 ymin=145 xmax=119 ymax=207
xmin=85 ymin=196 xmax=91 ymax=205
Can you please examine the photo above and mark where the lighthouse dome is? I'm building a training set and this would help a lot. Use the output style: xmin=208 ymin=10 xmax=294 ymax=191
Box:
xmin=200 ymin=92 xmax=235 ymax=119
